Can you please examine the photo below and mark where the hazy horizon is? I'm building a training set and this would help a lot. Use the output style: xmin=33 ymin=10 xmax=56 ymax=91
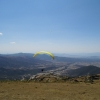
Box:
xmin=1 ymin=52 xmax=100 ymax=57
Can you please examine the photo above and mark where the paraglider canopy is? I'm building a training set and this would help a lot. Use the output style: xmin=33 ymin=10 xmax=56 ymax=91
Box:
xmin=33 ymin=51 xmax=54 ymax=59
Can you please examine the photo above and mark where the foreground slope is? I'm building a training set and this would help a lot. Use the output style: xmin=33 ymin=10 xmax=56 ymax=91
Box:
xmin=0 ymin=81 xmax=100 ymax=100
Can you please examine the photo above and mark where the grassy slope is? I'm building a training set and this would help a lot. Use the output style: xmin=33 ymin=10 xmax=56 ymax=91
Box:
xmin=0 ymin=81 xmax=100 ymax=100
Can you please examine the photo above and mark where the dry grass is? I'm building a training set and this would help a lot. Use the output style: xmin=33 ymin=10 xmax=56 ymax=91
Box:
xmin=0 ymin=81 xmax=100 ymax=100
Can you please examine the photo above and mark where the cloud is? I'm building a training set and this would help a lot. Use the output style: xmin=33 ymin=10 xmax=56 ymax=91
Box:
xmin=10 ymin=42 xmax=16 ymax=44
xmin=0 ymin=32 xmax=3 ymax=35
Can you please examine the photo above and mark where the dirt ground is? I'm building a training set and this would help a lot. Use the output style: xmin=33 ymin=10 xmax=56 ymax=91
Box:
xmin=0 ymin=81 xmax=100 ymax=100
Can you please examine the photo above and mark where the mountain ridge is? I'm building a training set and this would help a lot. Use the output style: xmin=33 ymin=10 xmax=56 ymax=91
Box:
xmin=67 ymin=65 xmax=100 ymax=76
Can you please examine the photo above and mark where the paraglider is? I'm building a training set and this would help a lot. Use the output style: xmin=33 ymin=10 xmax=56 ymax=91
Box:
xmin=41 ymin=69 xmax=44 ymax=72
xmin=33 ymin=51 xmax=54 ymax=59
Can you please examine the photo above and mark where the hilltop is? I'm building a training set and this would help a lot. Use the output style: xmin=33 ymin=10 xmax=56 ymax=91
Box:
xmin=0 ymin=75 xmax=100 ymax=100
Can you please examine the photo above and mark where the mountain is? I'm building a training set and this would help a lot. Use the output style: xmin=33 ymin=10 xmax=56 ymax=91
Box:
xmin=0 ymin=53 xmax=56 ymax=80
xmin=36 ymin=54 xmax=100 ymax=62
xmin=0 ymin=67 xmax=42 ymax=80
xmin=67 ymin=65 xmax=100 ymax=76
xmin=0 ymin=53 xmax=100 ymax=69
xmin=0 ymin=54 xmax=51 ymax=68
xmin=54 ymin=52 xmax=100 ymax=58
xmin=1 ymin=53 xmax=100 ymax=63
xmin=1 ymin=53 xmax=33 ymax=57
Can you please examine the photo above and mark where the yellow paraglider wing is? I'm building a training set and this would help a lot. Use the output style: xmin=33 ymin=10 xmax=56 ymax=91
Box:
xmin=33 ymin=51 xmax=54 ymax=59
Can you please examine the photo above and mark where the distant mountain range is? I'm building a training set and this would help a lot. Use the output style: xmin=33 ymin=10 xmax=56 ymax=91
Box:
xmin=34 ymin=54 xmax=100 ymax=62
xmin=0 ymin=52 xmax=100 ymax=68
xmin=0 ymin=53 xmax=51 ymax=68
xmin=54 ymin=52 xmax=100 ymax=58
xmin=1 ymin=52 xmax=100 ymax=57
xmin=0 ymin=53 xmax=100 ymax=68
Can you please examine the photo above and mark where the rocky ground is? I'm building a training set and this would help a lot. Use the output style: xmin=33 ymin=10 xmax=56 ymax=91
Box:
xmin=28 ymin=73 xmax=100 ymax=83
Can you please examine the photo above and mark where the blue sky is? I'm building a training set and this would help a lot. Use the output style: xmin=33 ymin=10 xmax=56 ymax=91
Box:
xmin=0 ymin=0 xmax=100 ymax=54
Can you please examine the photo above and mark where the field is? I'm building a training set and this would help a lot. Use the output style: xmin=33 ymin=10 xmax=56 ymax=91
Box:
xmin=0 ymin=81 xmax=100 ymax=100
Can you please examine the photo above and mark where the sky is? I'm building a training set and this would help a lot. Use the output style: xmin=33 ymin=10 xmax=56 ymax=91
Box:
xmin=0 ymin=0 xmax=100 ymax=54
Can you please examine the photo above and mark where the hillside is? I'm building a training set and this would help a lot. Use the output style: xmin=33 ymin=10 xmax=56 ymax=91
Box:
xmin=0 ymin=53 xmax=100 ymax=80
xmin=1 ymin=53 xmax=100 ymax=63
xmin=0 ymin=80 xmax=100 ymax=100
xmin=0 ymin=55 xmax=51 ymax=68
xmin=67 ymin=65 xmax=100 ymax=76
